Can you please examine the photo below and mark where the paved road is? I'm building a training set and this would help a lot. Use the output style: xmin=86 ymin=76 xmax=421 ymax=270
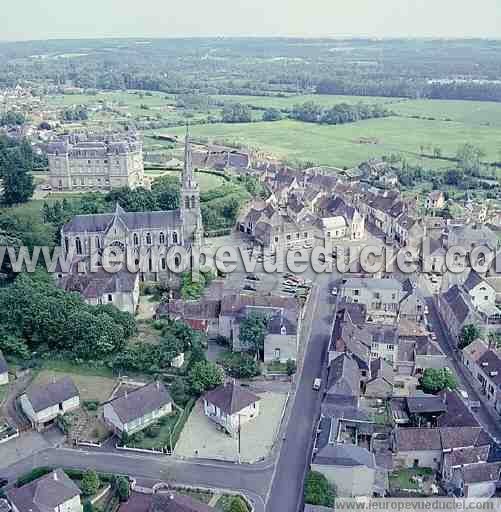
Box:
xmin=426 ymin=296 xmax=501 ymax=440
xmin=2 ymin=447 xmax=271 ymax=512
xmin=266 ymin=272 xmax=334 ymax=512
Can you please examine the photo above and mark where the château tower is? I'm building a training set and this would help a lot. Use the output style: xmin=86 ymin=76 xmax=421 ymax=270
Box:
xmin=180 ymin=127 xmax=203 ymax=250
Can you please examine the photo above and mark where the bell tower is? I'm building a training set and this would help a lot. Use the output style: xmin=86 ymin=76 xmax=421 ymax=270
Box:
xmin=180 ymin=126 xmax=203 ymax=250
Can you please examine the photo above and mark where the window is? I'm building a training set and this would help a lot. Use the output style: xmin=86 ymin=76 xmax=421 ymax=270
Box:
xmin=274 ymin=236 xmax=279 ymax=242
xmin=133 ymin=233 xmax=139 ymax=245
xmin=387 ymin=344 xmax=394 ymax=351
xmin=159 ymin=232 xmax=165 ymax=244
xmin=354 ymin=289 xmax=360 ymax=296
xmin=287 ymin=234 xmax=291 ymax=241
xmin=185 ymin=197 xmax=190 ymax=209
xmin=172 ymin=232 xmax=178 ymax=244
xmin=107 ymin=294 xmax=113 ymax=302
xmin=64 ymin=237 xmax=69 ymax=253
xmin=161 ymin=258 xmax=166 ymax=270
xmin=95 ymin=236 xmax=100 ymax=249
xmin=274 ymin=348 xmax=281 ymax=360
xmin=75 ymin=237 xmax=82 ymax=255
xmin=146 ymin=232 xmax=152 ymax=245
xmin=304 ymin=232 xmax=308 ymax=238
xmin=296 ymin=233 xmax=300 ymax=239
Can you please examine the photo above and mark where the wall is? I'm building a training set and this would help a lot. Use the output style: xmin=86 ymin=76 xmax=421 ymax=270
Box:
xmin=394 ymin=450 xmax=442 ymax=470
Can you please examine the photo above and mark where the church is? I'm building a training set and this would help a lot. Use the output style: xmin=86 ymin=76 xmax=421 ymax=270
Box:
xmin=60 ymin=130 xmax=203 ymax=283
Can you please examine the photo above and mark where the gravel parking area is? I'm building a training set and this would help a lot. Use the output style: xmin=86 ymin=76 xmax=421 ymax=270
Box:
xmin=175 ymin=391 xmax=287 ymax=463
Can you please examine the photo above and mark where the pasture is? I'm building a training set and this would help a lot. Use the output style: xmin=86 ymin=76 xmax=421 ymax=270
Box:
xmin=168 ymin=114 xmax=501 ymax=169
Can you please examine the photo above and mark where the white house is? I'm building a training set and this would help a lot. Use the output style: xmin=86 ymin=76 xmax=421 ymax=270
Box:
xmin=103 ymin=381 xmax=173 ymax=437
xmin=203 ymin=381 xmax=260 ymax=437
xmin=0 ymin=351 xmax=8 ymax=386
xmin=7 ymin=468 xmax=82 ymax=512
xmin=20 ymin=377 xmax=80 ymax=431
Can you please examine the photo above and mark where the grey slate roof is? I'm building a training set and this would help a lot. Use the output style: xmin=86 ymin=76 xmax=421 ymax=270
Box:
xmin=62 ymin=207 xmax=181 ymax=234
xmin=326 ymin=354 xmax=361 ymax=399
xmin=369 ymin=358 xmax=394 ymax=386
xmin=150 ymin=492 xmax=214 ymax=512
xmin=60 ymin=268 xmax=138 ymax=298
xmin=462 ymin=270 xmax=485 ymax=292
xmin=314 ymin=443 xmax=376 ymax=468
xmin=342 ymin=277 xmax=402 ymax=292
xmin=25 ymin=377 xmax=79 ymax=413
xmin=204 ymin=382 xmax=259 ymax=415
xmin=440 ymin=427 xmax=484 ymax=450
xmin=444 ymin=445 xmax=490 ymax=468
xmin=108 ymin=381 xmax=172 ymax=425
xmin=437 ymin=390 xmax=479 ymax=428
xmin=441 ymin=285 xmax=474 ymax=325
xmin=406 ymin=396 xmax=447 ymax=414
xmin=7 ymin=469 xmax=80 ymax=512
xmin=476 ymin=350 xmax=501 ymax=386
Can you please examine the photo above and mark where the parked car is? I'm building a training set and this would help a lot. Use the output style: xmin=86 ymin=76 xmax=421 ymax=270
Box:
xmin=303 ymin=241 xmax=313 ymax=249
xmin=243 ymin=284 xmax=257 ymax=292
xmin=246 ymin=274 xmax=260 ymax=281
xmin=313 ymin=378 xmax=322 ymax=391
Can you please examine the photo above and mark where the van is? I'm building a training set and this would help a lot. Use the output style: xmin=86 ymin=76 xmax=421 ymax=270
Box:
xmin=313 ymin=378 xmax=322 ymax=391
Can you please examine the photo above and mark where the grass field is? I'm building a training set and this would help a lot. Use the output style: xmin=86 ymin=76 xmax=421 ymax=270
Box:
xmin=144 ymin=169 xmax=227 ymax=191
xmin=166 ymin=115 xmax=501 ymax=169
xmin=32 ymin=369 xmax=117 ymax=402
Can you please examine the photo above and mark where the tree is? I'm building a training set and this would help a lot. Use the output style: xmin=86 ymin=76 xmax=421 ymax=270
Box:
xmin=0 ymin=138 xmax=35 ymax=205
xmin=262 ymin=108 xmax=282 ymax=122
xmin=456 ymin=144 xmax=486 ymax=177
xmin=227 ymin=496 xmax=249 ymax=512
xmin=420 ymin=368 xmax=457 ymax=394
xmin=189 ymin=361 xmax=224 ymax=395
xmin=286 ymin=359 xmax=297 ymax=377
xmin=459 ymin=324 xmax=482 ymax=349
xmin=83 ymin=501 xmax=93 ymax=512
xmin=81 ymin=470 xmax=100 ymax=497
xmin=304 ymin=470 xmax=336 ymax=507
xmin=221 ymin=103 xmax=252 ymax=123
xmin=114 ymin=476 xmax=130 ymax=502
xmin=239 ymin=313 xmax=268 ymax=357
xmin=221 ymin=353 xmax=261 ymax=379
xmin=170 ymin=377 xmax=190 ymax=406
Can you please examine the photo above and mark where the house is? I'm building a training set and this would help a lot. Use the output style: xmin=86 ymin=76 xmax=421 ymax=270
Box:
xmin=413 ymin=336 xmax=447 ymax=372
xmin=462 ymin=340 xmax=501 ymax=413
xmin=426 ymin=191 xmax=446 ymax=210
xmin=203 ymin=381 xmax=260 ymax=436
xmin=437 ymin=285 xmax=480 ymax=341
xmin=219 ymin=293 xmax=300 ymax=362
xmin=399 ymin=279 xmax=425 ymax=324
xmin=311 ymin=443 xmax=378 ymax=497
xmin=451 ymin=462 xmax=501 ymax=498
xmin=325 ymin=354 xmax=361 ymax=407
xmin=0 ymin=351 xmax=8 ymax=385
xmin=365 ymin=324 xmax=399 ymax=366
xmin=58 ymin=268 xmax=140 ymax=314
xmin=318 ymin=196 xmax=365 ymax=241
xmin=338 ymin=278 xmax=403 ymax=322
xmin=423 ymin=237 xmax=447 ymax=275
xmin=365 ymin=358 xmax=393 ymax=398
xmin=7 ymin=469 xmax=82 ymax=512
xmin=393 ymin=427 xmax=443 ymax=470
xmin=447 ymin=224 xmax=497 ymax=255
xmin=462 ymin=270 xmax=497 ymax=315
xmin=118 ymin=491 xmax=214 ymax=512
xmin=103 ymin=381 xmax=173 ymax=437
xmin=20 ymin=377 xmax=80 ymax=431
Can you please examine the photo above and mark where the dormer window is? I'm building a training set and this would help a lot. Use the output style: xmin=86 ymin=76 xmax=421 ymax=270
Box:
xmin=159 ymin=232 xmax=165 ymax=244
xmin=133 ymin=233 xmax=139 ymax=245
xmin=146 ymin=232 xmax=152 ymax=245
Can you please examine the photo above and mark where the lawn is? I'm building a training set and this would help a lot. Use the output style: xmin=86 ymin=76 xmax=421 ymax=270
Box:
xmin=129 ymin=410 xmax=181 ymax=451
xmin=32 ymin=369 xmax=117 ymax=402
xmin=166 ymin=115 xmax=501 ymax=169
xmin=389 ymin=468 xmax=434 ymax=491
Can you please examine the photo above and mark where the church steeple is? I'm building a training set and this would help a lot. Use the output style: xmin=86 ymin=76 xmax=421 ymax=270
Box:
xmin=180 ymin=125 xmax=202 ymax=250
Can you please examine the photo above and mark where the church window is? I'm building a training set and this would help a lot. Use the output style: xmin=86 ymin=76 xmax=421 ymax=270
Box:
xmin=146 ymin=233 xmax=152 ymax=245
xmin=191 ymin=195 xmax=196 ymax=208
xmin=174 ymin=255 xmax=181 ymax=268
xmin=64 ymin=237 xmax=69 ymax=253
xmin=172 ymin=232 xmax=178 ymax=244
xmin=133 ymin=233 xmax=139 ymax=245
xmin=159 ymin=232 xmax=165 ymax=244
xmin=75 ymin=237 xmax=82 ymax=255
xmin=95 ymin=237 xmax=101 ymax=249
xmin=185 ymin=197 xmax=190 ymax=209
xmin=161 ymin=258 xmax=166 ymax=270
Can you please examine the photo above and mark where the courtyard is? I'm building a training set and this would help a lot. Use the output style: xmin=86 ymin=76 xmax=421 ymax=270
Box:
xmin=175 ymin=390 xmax=287 ymax=463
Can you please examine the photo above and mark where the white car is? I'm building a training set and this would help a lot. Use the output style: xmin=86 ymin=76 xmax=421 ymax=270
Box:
xmin=331 ymin=288 xmax=338 ymax=296
xmin=303 ymin=242 xmax=313 ymax=249
xmin=313 ymin=378 xmax=322 ymax=391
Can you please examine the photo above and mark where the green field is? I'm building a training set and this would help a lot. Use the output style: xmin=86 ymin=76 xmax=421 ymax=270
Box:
xmin=166 ymin=115 xmax=501 ymax=169
xmin=144 ymin=169 xmax=227 ymax=191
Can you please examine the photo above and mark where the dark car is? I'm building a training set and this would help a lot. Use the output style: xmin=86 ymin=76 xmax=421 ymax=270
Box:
xmin=246 ymin=274 xmax=260 ymax=281
xmin=0 ymin=477 xmax=8 ymax=487
xmin=243 ymin=284 xmax=257 ymax=292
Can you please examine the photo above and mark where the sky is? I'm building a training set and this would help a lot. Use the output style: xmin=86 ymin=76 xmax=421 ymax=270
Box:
xmin=2 ymin=0 xmax=501 ymax=41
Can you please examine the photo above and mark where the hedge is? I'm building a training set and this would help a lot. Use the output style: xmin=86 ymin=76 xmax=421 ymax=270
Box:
xmin=16 ymin=467 xmax=129 ymax=487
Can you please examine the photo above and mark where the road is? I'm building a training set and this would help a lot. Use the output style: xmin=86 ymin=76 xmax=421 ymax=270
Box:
xmin=266 ymin=272 xmax=334 ymax=512
xmin=2 ymin=447 xmax=272 ymax=512
xmin=426 ymin=295 xmax=501 ymax=440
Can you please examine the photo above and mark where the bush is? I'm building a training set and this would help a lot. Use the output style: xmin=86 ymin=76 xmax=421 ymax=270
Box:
xmin=113 ymin=476 xmax=130 ymax=502
xmin=83 ymin=400 xmax=99 ymax=411
xmin=221 ymin=353 xmax=261 ymax=379
xmin=81 ymin=470 xmax=101 ymax=497
xmin=304 ymin=470 xmax=336 ymax=507
xmin=16 ymin=467 xmax=52 ymax=487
